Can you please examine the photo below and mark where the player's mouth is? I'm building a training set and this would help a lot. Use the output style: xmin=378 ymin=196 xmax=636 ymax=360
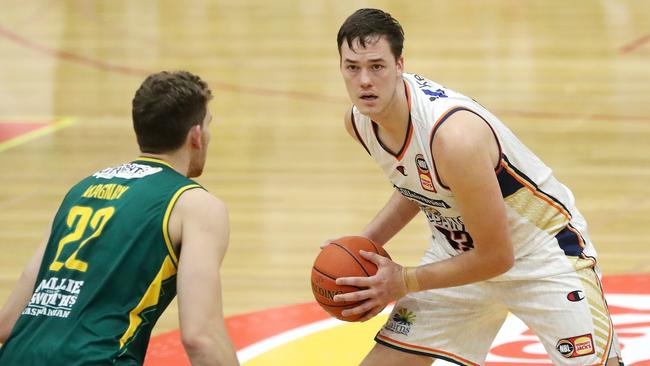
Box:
xmin=359 ymin=93 xmax=378 ymax=102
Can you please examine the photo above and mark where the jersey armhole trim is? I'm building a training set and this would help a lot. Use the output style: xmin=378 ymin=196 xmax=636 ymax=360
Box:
xmin=428 ymin=106 xmax=504 ymax=190
xmin=350 ymin=108 xmax=371 ymax=155
xmin=163 ymin=184 xmax=203 ymax=267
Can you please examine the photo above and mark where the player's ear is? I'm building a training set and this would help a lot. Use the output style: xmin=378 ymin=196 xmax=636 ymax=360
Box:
xmin=396 ymin=56 xmax=404 ymax=74
xmin=188 ymin=124 xmax=203 ymax=149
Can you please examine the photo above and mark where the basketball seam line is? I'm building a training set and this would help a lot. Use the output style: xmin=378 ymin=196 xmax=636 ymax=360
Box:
xmin=368 ymin=240 xmax=388 ymax=259
xmin=330 ymin=243 xmax=371 ymax=277
xmin=312 ymin=267 xmax=364 ymax=290
xmin=313 ymin=299 xmax=358 ymax=308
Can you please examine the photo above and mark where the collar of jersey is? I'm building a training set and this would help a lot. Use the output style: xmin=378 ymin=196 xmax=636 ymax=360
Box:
xmin=134 ymin=156 xmax=174 ymax=169
xmin=370 ymin=80 xmax=413 ymax=161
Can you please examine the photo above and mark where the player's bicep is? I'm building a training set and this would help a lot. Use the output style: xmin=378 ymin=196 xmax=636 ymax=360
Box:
xmin=432 ymin=111 xmax=511 ymax=260
xmin=175 ymin=190 xmax=230 ymax=336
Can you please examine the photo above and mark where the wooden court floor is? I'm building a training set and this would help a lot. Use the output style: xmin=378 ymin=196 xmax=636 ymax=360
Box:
xmin=0 ymin=0 xmax=649 ymax=338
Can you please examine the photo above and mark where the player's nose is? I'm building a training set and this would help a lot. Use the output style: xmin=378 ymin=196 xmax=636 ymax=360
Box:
xmin=359 ymin=68 xmax=372 ymax=87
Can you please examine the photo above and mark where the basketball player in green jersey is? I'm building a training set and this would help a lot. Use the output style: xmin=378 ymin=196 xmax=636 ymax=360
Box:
xmin=0 ymin=71 xmax=239 ymax=365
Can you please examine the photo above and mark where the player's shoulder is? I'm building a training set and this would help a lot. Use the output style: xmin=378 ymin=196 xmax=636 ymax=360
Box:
xmin=343 ymin=105 xmax=357 ymax=139
xmin=176 ymin=187 xmax=228 ymax=218
xmin=436 ymin=110 xmax=489 ymax=141
xmin=432 ymin=109 xmax=497 ymax=165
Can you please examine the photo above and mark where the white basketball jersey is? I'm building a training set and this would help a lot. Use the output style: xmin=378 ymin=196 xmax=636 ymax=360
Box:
xmin=351 ymin=73 xmax=598 ymax=280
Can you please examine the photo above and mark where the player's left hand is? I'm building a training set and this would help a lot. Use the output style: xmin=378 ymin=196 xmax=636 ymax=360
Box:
xmin=333 ymin=250 xmax=407 ymax=322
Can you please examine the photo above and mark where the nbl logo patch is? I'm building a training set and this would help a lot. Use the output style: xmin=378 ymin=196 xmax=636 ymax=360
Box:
xmin=556 ymin=333 xmax=595 ymax=358
xmin=415 ymin=154 xmax=435 ymax=192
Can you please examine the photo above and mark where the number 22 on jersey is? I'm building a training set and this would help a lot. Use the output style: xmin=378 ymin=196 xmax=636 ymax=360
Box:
xmin=49 ymin=206 xmax=115 ymax=272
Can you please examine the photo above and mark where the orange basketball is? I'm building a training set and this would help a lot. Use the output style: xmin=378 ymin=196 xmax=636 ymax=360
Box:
xmin=311 ymin=236 xmax=391 ymax=322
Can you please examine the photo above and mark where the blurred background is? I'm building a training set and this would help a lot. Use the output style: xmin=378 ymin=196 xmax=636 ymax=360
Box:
xmin=0 ymin=0 xmax=648 ymax=353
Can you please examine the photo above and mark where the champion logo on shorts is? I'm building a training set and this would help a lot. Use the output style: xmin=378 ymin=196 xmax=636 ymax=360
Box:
xmin=384 ymin=307 xmax=416 ymax=336
xmin=567 ymin=290 xmax=585 ymax=302
xmin=555 ymin=333 xmax=595 ymax=358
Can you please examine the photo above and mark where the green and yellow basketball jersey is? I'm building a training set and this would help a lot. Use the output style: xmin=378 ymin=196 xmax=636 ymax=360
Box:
xmin=0 ymin=157 xmax=202 ymax=365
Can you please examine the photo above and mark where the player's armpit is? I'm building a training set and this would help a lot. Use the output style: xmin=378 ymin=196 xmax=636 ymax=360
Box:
xmin=174 ymin=189 xmax=239 ymax=366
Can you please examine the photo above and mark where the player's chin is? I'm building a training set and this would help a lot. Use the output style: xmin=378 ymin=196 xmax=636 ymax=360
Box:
xmin=355 ymin=102 xmax=379 ymax=115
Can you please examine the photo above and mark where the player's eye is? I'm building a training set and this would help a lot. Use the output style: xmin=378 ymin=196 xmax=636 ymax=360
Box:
xmin=346 ymin=64 xmax=359 ymax=71
xmin=371 ymin=64 xmax=384 ymax=71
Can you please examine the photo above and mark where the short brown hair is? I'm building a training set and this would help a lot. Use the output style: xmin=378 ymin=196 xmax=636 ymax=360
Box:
xmin=337 ymin=8 xmax=405 ymax=60
xmin=132 ymin=71 xmax=212 ymax=153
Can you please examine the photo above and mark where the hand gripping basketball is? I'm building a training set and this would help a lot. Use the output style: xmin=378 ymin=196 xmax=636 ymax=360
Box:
xmin=311 ymin=236 xmax=393 ymax=322
xmin=335 ymin=250 xmax=408 ymax=322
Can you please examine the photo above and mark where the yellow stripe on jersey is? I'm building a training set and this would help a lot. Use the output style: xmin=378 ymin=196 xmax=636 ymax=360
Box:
xmin=119 ymin=255 xmax=177 ymax=349
xmin=498 ymin=160 xmax=572 ymax=235
xmin=162 ymin=184 xmax=201 ymax=267
xmin=572 ymin=260 xmax=614 ymax=365
xmin=504 ymin=187 xmax=569 ymax=235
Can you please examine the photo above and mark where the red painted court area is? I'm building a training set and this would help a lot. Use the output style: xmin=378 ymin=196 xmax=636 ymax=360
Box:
xmin=146 ymin=274 xmax=650 ymax=366
xmin=0 ymin=121 xmax=50 ymax=142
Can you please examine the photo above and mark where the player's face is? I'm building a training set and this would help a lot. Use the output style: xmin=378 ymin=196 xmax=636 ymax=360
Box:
xmin=187 ymin=108 xmax=212 ymax=178
xmin=340 ymin=36 xmax=404 ymax=118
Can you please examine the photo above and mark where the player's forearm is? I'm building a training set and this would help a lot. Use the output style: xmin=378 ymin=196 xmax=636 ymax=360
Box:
xmin=0 ymin=243 xmax=45 ymax=343
xmin=183 ymin=329 xmax=239 ymax=366
xmin=0 ymin=273 xmax=36 ymax=343
xmin=410 ymin=245 xmax=514 ymax=291
xmin=362 ymin=191 xmax=420 ymax=245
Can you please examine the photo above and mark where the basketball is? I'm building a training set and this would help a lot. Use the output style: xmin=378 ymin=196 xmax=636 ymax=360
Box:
xmin=311 ymin=236 xmax=391 ymax=322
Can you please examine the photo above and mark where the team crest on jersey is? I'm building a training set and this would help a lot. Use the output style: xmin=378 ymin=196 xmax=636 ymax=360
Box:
xmin=93 ymin=163 xmax=162 ymax=179
xmin=384 ymin=307 xmax=416 ymax=336
xmin=415 ymin=154 xmax=435 ymax=192
xmin=556 ymin=333 xmax=594 ymax=358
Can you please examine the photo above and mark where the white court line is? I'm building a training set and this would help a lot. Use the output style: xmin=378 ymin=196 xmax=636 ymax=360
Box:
xmin=237 ymin=305 xmax=394 ymax=363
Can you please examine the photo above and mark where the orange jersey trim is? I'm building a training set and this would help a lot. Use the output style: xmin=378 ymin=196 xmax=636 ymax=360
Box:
xmin=369 ymin=81 xmax=414 ymax=162
xmin=376 ymin=333 xmax=480 ymax=366
xmin=396 ymin=81 xmax=413 ymax=161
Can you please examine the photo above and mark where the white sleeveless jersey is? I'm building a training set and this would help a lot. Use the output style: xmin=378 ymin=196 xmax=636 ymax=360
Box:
xmin=351 ymin=73 xmax=598 ymax=280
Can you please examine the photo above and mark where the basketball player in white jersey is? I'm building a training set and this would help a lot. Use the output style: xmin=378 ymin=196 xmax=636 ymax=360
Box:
xmin=332 ymin=8 xmax=623 ymax=366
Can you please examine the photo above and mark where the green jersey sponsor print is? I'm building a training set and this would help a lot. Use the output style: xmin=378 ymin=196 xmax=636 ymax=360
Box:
xmin=0 ymin=158 xmax=202 ymax=365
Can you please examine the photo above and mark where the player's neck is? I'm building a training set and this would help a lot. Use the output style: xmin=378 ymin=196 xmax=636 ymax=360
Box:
xmin=139 ymin=151 xmax=191 ymax=177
